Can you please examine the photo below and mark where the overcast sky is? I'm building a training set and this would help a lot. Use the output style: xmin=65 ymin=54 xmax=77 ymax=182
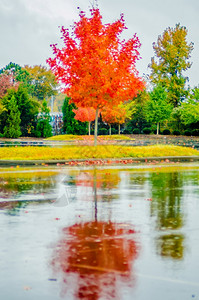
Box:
xmin=0 ymin=0 xmax=198 ymax=87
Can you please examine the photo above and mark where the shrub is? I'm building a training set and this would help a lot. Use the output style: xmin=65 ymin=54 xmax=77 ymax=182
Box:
xmin=184 ymin=130 xmax=192 ymax=136
xmin=192 ymin=129 xmax=199 ymax=136
xmin=99 ymin=128 xmax=108 ymax=135
xmin=143 ymin=127 xmax=151 ymax=134
xmin=132 ymin=128 xmax=140 ymax=134
xmin=122 ymin=129 xmax=131 ymax=134
xmin=162 ymin=129 xmax=170 ymax=135
xmin=172 ymin=130 xmax=181 ymax=136
xmin=111 ymin=128 xmax=118 ymax=135
xmin=35 ymin=119 xmax=52 ymax=138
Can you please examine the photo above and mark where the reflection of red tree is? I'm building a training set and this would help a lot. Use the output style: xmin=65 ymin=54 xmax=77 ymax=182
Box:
xmin=51 ymin=221 xmax=139 ymax=299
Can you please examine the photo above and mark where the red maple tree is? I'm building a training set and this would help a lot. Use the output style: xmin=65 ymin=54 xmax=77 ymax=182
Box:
xmin=73 ymin=107 xmax=96 ymax=135
xmin=102 ymin=105 xmax=127 ymax=135
xmin=47 ymin=8 xmax=145 ymax=144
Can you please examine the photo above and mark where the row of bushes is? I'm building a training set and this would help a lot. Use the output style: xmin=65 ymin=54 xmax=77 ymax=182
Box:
xmin=91 ymin=127 xmax=119 ymax=135
xmin=87 ymin=126 xmax=199 ymax=136
xmin=127 ymin=128 xmax=199 ymax=136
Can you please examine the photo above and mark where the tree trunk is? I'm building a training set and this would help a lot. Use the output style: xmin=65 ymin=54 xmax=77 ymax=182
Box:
xmin=109 ymin=124 xmax=111 ymax=135
xmin=118 ymin=124 xmax=120 ymax=135
xmin=157 ymin=122 xmax=159 ymax=135
xmin=94 ymin=108 xmax=99 ymax=146
xmin=88 ymin=121 xmax=91 ymax=136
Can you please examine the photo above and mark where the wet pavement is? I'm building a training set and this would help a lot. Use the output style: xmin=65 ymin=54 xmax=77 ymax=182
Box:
xmin=0 ymin=163 xmax=199 ymax=299
xmin=0 ymin=135 xmax=199 ymax=149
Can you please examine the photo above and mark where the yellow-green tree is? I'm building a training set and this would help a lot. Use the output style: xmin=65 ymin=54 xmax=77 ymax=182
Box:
xmin=23 ymin=65 xmax=58 ymax=101
xmin=149 ymin=24 xmax=193 ymax=107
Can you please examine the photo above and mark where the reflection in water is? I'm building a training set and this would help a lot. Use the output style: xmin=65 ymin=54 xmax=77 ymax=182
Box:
xmin=150 ymin=172 xmax=185 ymax=259
xmin=75 ymin=170 xmax=121 ymax=202
xmin=75 ymin=170 xmax=121 ymax=191
xmin=51 ymin=221 xmax=139 ymax=300
xmin=0 ymin=200 xmax=28 ymax=215
xmin=1 ymin=165 xmax=199 ymax=299
xmin=156 ymin=234 xmax=184 ymax=259
xmin=0 ymin=170 xmax=58 ymax=200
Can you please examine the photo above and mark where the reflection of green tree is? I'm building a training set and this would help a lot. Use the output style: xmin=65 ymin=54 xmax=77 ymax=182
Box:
xmin=0 ymin=172 xmax=57 ymax=198
xmin=156 ymin=234 xmax=184 ymax=260
xmin=0 ymin=178 xmax=54 ymax=193
xmin=129 ymin=174 xmax=146 ymax=186
xmin=150 ymin=172 xmax=183 ymax=230
xmin=150 ymin=171 xmax=185 ymax=260
xmin=128 ymin=173 xmax=147 ymax=192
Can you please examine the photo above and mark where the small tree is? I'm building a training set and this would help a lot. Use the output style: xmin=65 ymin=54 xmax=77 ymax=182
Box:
xmin=36 ymin=100 xmax=52 ymax=138
xmin=145 ymin=85 xmax=173 ymax=134
xmin=73 ymin=107 xmax=96 ymax=135
xmin=47 ymin=8 xmax=144 ymax=145
xmin=3 ymin=95 xmax=21 ymax=138
xmin=102 ymin=104 xmax=127 ymax=135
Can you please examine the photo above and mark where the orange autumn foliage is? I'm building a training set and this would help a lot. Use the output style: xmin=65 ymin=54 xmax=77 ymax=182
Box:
xmin=73 ymin=107 xmax=96 ymax=122
xmin=102 ymin=105 xmax=126 ymax=125
xmin=47 ymin=8 xmax=145 ymax=111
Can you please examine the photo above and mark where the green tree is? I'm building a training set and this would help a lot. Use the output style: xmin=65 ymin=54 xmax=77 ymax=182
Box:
xmin=62 ymin=97 xmax=88 ymax=135
xmin=145 ymin=85 xmax=173 ymax=134
xmin=3 ymin=95 xmax=21 ymax=138
xmin=189 ymin=86 xmax=199 ymax=101
xmin=24 ymin=65 xmax=58 ymax=101
xmin=1 ymin=85 xmax=39 ymax=136
xmin=35 ymin=100 xmax=52 ymax=138
xmin=149 ymin=24 xmax=193 ymax=107
xmin=125 ymin=90 xmax=149 ymax=133
xmin=174 ymin=100 xmax=199 ymax=126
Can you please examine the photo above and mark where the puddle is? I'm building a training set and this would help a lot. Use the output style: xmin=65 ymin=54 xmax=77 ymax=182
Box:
xmin=0 ymin=164 xmax=199 ymax=299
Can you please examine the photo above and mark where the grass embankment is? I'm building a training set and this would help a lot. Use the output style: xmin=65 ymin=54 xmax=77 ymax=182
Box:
xmin=46 ymin=134 xmax=132 ymax=141
xmin=0 ymin=145 xmax=198 ymax=161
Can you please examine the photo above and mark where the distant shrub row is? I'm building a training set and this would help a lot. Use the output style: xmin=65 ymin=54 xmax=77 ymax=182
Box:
xmin=122 ymin=128 xmax=199 ymax=136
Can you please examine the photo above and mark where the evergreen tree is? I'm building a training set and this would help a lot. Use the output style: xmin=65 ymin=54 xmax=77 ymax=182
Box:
xmin=62 ymin=97 xmax=87 ymax=135
xmin=3 ymin=95 xmax=21 ymax=138
xmin=16 ymin=85 xmax=39 ymax=135
xmin=0 ymin=85 xmax=39 ymax=136
xmin=36 ymin=100 xmax=52 ymax=138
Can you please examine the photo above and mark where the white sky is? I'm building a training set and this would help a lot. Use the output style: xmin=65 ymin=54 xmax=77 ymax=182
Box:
xmin=0 ymin=0 xmax=198 ymax=87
